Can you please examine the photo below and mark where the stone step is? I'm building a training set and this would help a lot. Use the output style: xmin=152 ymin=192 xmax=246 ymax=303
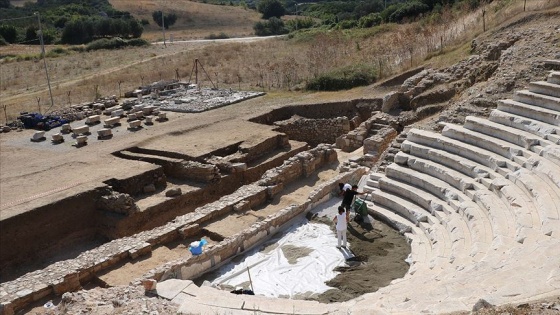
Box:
xmin=508 ymin=169 xmax=560 ymax=238
xmin=371 ymin=190 xmax=429 ymax=224
xmin=386 ymin=161 xmax=517 ymax=240
xmin=365 ymin=200 xmax=414 ymax=235
xmin=407 ymin=128 xmax=515 ymax=174
xmin=497 ymin=99 xmax=560 ymax=126
xmin=544 ymin=59 xmax=560 ymax=70
xmin=441 ymin=122 xmax=524 ymax=161
xmin=489 ymin=109 xmax=560 ymax=139
xmin=464 ymin=116 xmax=553 ymax=149
xmin=402 ymin=138 xmax=559 ymax=239
xmin=365 ymin=201 xmax=437 ymax=274
xmin=378 ymin=176 xmax=478 ymax=256
xmin=528 ymin=81 xmax=560 ymax=98
xmin=513 ymin=90 xmax=560 ymax=112
xmin=391 ymin=153 xmax=475 ymax=198
xmin=548 ymin=71 xmax=560 ymax=84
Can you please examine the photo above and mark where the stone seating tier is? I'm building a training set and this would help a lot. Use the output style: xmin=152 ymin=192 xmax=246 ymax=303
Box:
xmin=489 ymin=109 xmax=560 ymax=138
xmin=497 ymin=99 xmax=560 ymax=126
xmin=549 ymin=71 xmax=560 ymax=84
xmin=464 ymin=116 xmax=551 ymax=149
xmin=529 ymin=81 xmax=560 ymax=98
xmin=513 ymin=90 xmax=560 ymax=112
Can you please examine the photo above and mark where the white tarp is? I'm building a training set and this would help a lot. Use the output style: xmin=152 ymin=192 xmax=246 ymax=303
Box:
xmin=210 ymin=199 xmax=355 ymax=298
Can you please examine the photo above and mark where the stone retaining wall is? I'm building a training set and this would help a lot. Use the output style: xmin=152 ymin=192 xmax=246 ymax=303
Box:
xmin=104 ymin=167 xmax=166 ymax=196
xmin=249 ymin=99 xmax=379 ymax=126
xmin=0 ymin=145 xmax=365 ymax=315
xmin=273 ymin=116 xmax=351 ymax=147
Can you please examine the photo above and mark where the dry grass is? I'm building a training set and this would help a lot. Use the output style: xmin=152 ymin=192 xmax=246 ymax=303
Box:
xmin=109 ymin=0 xmax=262 ymax=41
xmin=1 ymin=0 xmax=558 ymax=123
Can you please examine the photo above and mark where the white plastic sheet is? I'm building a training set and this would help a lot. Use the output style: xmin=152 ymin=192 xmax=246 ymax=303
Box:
xmin=211 ymin=220 xmax=349 ymax=298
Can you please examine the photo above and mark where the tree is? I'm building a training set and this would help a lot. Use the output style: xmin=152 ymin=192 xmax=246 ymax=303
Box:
xmin=257 ymin=0 xmax=286 ymax=19
xmin=253 ymin=17 xmax=288 ymax=36
xmin=128 ymin=19 xmax=143 ymax=38
xmin=152 ymin=11 xmax=177 ymax=29
xmin=0 ymin=25 xmax=17 ymax=43
xmin=0 ymin=0 xmax=10 ymax=9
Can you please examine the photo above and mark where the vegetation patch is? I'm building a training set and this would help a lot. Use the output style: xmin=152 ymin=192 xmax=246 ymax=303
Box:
xmin=85 ymin=37 xmax=149 ymax=51
xmin=306 ymin=64 xmax=377 ymax=91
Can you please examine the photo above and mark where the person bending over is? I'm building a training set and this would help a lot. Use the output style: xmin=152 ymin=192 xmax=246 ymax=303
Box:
xmin=341 ymin=185 xmax=365 ymax=212
xmin=338 ymin=182 xmax=352 ymax=196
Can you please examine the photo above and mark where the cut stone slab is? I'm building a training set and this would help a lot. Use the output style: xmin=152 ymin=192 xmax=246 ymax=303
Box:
xmin=85 ymin=115 xmax=100 ymax=125
xmin=31 ymin=131 xmax=45 ymax=142
xmin=157 ymin=279 xmax=194 ymax=300
xmin=104 ymin=117 xmax=120 ymax=128
xmin=72 ymin=125 xmax=89 ymax=136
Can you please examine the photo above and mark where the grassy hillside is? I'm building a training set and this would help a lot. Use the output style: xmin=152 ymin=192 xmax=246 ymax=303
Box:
xmin=1 ymin=0 xmax=558 ymax=123
xmin=109 ymin=0 xmax=262 ymax=41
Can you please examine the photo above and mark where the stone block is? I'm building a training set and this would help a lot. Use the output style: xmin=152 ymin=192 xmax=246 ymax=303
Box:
xmin=51 ymin=133 xmax=64 ymax=143
xmin=30 ymin=131 xmax=45 ymax=142
xmin=104 ymin=117 xmax=120 ymax=128
xmin=76 ymin=135 xmax=88 ymax=146
xmin=142 ymin=106 xmax=156 ymax=115
xmin=157 ymin=112 xmax=167 ymax=121
xmin=72 ymin=125 xmax=89 ymax=136
xmin=145 ymin=116 xmax=154 ymax=124
xmin=85 ymin=115 xmax=100 ymax=125
xmin=61 ymin=123 xmax=71 ymax=133
xmin=128 ymin=120 xmax=142 ymax=129
xmin=157 ymin=279 xmax=193 ymax=300
xmin=127 ymin=113 xmax=137 ymax=121
xmin=142 ymin=279 xmax=157 ymax=291
xmin=111 ymin=109 xmax=124 ymax=117
xmin=97 ymin=128 xmax=112 ymax=139
xmin=134 ymin=111 xmax=144 ymax=119
xmin=53 ymin=273 xmax=81 ymax=295
xmin=165 ymin=187 xmax=182 ymax=197
xmin=128 ymin=242 xmax=152 ymax=260
xmin=179 ymin=224 xmax=201 ymax=238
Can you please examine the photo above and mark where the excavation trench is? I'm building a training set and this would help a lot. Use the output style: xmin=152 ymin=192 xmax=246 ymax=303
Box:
xmin=3 ymin=98 xmax=415 ymax=314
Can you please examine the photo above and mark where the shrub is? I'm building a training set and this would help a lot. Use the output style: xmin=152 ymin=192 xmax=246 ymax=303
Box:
xmin=286 ymin=17 xmax=315 ymax=32
xmin=86 ymin=37 xmax=126 ymax=51
xmin=0 ymin=24 xmax=17 ymax=43
xmin=205 ymin=32 xmax=229 ymax=39
xmin=358 ymin=13 xmax=382 ymax=28
xmin=85 ymin=37 xmax=148 ymax=51
xmin=306 ymin=64 xmax=377 ymax=91
xmin=127 ymin=38 xmax=149 ymax=47
xmin=0 ymin=35 xmax=7 ymax=46
xmin=254 ymin=17 xmax=288 ymax=36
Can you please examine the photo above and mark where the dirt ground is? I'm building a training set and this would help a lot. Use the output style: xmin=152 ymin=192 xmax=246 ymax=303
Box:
xmin=311 ymin=214 xmax=410 ymax=303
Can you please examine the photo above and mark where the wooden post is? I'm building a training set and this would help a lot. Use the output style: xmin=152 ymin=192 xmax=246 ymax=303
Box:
xmin=482 ymin=9 xmax=486 ymax=32
xmin=524 ymin=0 xmax=527 ymax=11
xmin=3 ymin=105 xmax=7 ymax=124
xmin=36 ymin=97 xmax=41 ymax=114
xmin=246 ymin=267 xmax=255 ymax=293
